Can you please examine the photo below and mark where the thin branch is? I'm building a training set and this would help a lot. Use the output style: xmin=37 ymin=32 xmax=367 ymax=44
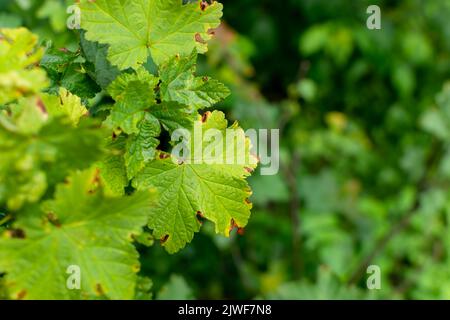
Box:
xmin=348 ymin=201 xmax=419 ymax=285
xmin=230 ymin=240 xmax=254 ymax=292
xmin=283 ymin=150 xmax=302 ymax=278
xmin=348 ymin=139 xmax=443 ymax=285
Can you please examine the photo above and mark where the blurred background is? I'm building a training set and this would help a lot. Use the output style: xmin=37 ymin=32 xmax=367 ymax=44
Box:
xmin=2 ymin=0 xmax=450 ymax=299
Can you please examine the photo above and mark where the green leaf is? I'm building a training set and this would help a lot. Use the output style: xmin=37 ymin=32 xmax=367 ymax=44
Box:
xmin=40 ymin=88 xmax=88 ymax=126
xmin=133 ymin=231 xmax=155 ymax=247
xmin=107 ymin=68 xmax=163 ymax=180
xmin=59 ymin=64 xmax=101 ymax=101
xmin=41 ymin=44 xmax=100 ymax=101
xmin=0 ymin=99 xmax=105 ymax=210
xmin=98 ymin=153 xmax=128 ymax=197
xmin=108 ymin=68 xmax=158 ymax=103
xmin=125 ymin=113 xmax=161 ymax=179
xmin=40 ymin=45 xmax=82 ymax=75
xmin=134 ymin=276 xmax=153 ymax=300
xmin=133 ymin=111 xmax=256 ymax=253
xmin=150 ymin=101 xmax=197 ymax=133
xmin=0 ymin=169 xmax=156 ymax=300
xmin=4 ymin=96 xmax=47 ymax=134
xmin=109 ymin=101 xmax=147 ymax=135
xmin=159 ymin=50 xmax=230 ymax=110
xmin=108 ymin=68 xmax=159 ymax=134
xmin=79 ymin=0 xmax=223 ymax=69
xmin=0 ymin=28 xmax=48 ymax=104
xmin=80 ymin=32 xmax=121 ymax=89
xmin=97 ymin=135 xmax=128 ymax=197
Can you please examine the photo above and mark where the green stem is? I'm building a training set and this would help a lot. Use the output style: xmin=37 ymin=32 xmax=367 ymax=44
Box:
xmin=0 ymin=214 xmax=12 ymax=227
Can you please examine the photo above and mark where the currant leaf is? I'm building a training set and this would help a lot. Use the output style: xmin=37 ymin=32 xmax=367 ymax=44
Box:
xmin=0 ymin=28 xmax=48 ymax=104
xmin=125 ymin=113 xmax=161 ymax=179
xmin=0 ymin=169 xmax=156 ymax=300
xmin=159 ymin=50 xmax=230 ymax=110
xmin=78 ymin=0 xmax=223 ymax=69
xmin=0 ymin=98 xmax=105 ymax=210
xmin=133 ymin=111 xmax=256 ymax=253
xmin=107 ymin=68 xmax=159 ymax=135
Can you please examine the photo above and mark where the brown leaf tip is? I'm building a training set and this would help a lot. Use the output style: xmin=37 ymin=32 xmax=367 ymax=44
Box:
xmin=201 ymin=111 xmax=211 ymax=123
xmin=229 ymin=219 xmax=239 ymax=233
xmin=16 ymin=290 xmax=27 ymax=300
xmin=160 ymin=234 xmax=169 ymax=244
xmin=200 ymin=0 xmax=209 ymax=11
xmin=195 ymin=33 xmax=207 ymax=44
xmin=196 ymin=211 xmax=205 ymax=224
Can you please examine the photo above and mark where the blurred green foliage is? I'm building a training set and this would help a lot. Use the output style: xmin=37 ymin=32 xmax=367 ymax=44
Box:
xmin=2 ymin=0 xmax=450 ymax=299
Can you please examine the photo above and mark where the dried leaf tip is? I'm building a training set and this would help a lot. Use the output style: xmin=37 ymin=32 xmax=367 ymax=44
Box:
xmin=201 ymin=111 xmax=211 ymax=123
xmin=200 ymin=0 xmax=209 ymax=11
xmin=160 ymin=234 xmax=169 ymax=244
